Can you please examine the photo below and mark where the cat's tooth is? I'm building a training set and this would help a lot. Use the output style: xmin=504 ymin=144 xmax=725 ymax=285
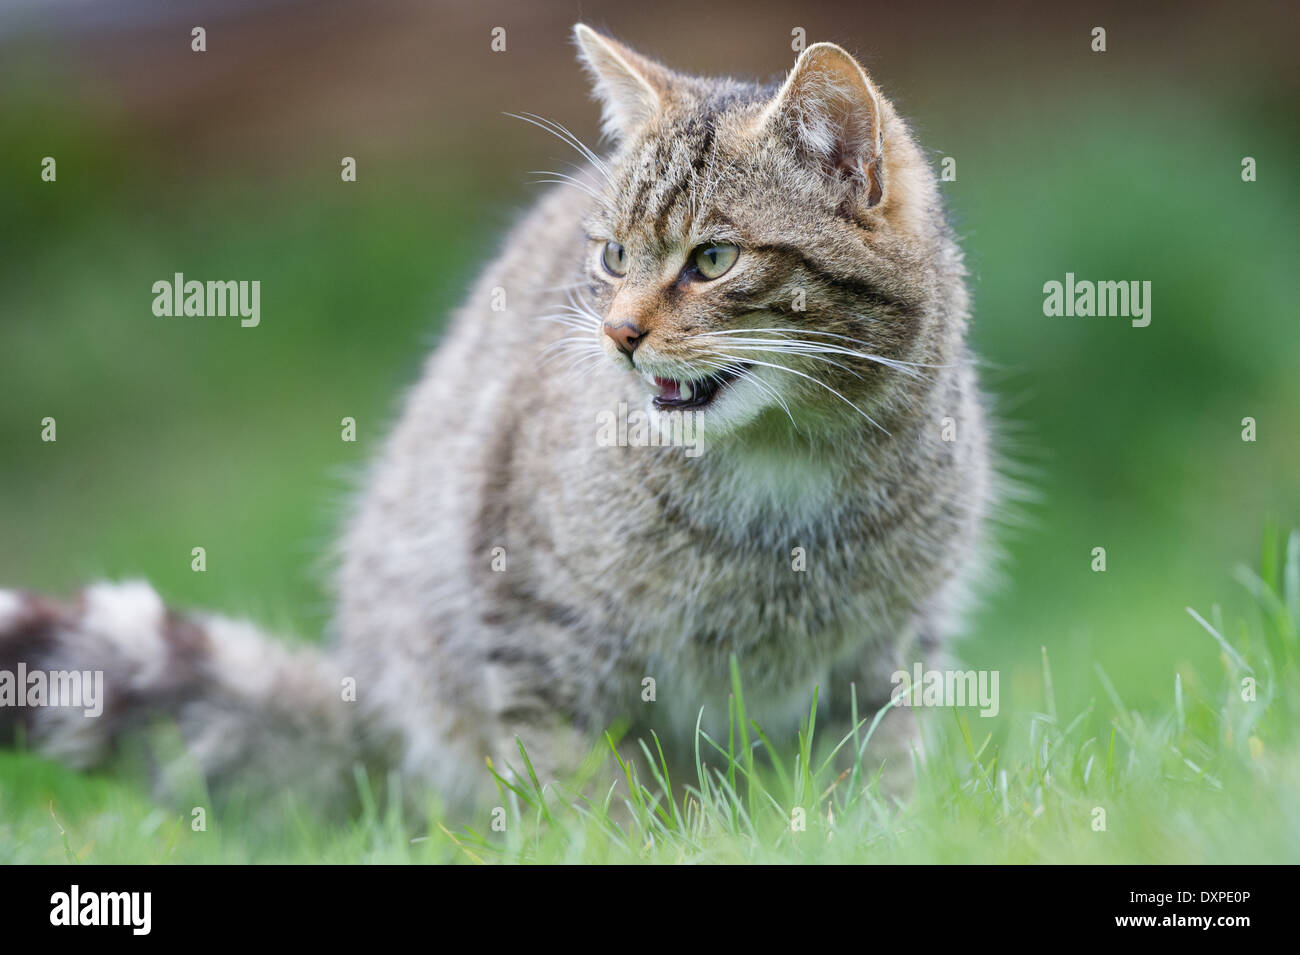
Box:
xmin=680 ymin=380 xmax=693 ymax=402
xmin=642 ymin=370 xmax=658 ymax=388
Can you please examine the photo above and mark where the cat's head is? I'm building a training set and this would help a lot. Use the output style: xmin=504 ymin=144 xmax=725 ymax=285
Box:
xmin=567 ymin=24 xmax=962 ymax=440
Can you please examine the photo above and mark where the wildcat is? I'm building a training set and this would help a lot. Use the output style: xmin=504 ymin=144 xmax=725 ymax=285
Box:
xmin=0 ymin=25 xmax=991 ymax=814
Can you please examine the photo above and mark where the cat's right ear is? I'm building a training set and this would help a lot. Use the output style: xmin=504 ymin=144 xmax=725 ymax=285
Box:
xmin=760 ymin=42 xmax=886 ymax=210
xmin=573 ymin=24 xmax=673 ymax=143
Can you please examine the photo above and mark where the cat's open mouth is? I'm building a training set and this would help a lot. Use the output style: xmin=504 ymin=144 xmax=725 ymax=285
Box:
xmin=641 ymin=365 xmax=749 ymax=410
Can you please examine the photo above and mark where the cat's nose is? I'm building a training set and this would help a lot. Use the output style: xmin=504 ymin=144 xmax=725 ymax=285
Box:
xmin=602 ymin=320 xmax=644 ymax=356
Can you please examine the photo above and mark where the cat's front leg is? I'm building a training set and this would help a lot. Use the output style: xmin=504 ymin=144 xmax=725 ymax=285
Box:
xmin=825 ymin=650 xmax=927 ymax=799
xmin=485 ymin=707 xmax=588 ymax=798
xmin=477 ymin=640 xmax=606 ymax=802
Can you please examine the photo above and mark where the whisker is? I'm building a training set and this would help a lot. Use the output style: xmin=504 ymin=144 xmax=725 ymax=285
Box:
xmin=564 ymin=287 xmax=604 ymax=323
xmin=697 ymin=357 xmax=798 ymax=430
xmin=539 ymin=336 xmax=599 ymax=355
xmin=708 ymin=353 xmax=890 ymax=435
xmin=535 ymin=315 xmax=599 ymax=332
xmin=540 ymin=338 xmax=600 ymax=361
xmin=696 ymin=327 xmax=950 ymax=369
xmin=562 ymin=352 xmax=608 ymax=380
xmin=538 ymin=305 xmax=600 ymax=322
xmin=532 ymin=280 xmax=592 ymax=293
xmin=546 ymin=343 xmax=606 ymax=377
xmin=691 ymin=333 xmax=934 ymax=378
xmin=698 ymin=344 xmax=865 ymax=379
xmin=528 ymin=174 xmax=616 ymax=212
xmin=505 ymin=111 xmax=612 ymax=182
xmin=738 ymin=369 xmax=799 ymax=431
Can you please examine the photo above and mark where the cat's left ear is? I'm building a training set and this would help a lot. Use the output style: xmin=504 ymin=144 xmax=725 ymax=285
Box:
xmin=574 ymin=24 xmax=674 ymax=142
xmin=760 ymin=43 xmax=886 ymax=209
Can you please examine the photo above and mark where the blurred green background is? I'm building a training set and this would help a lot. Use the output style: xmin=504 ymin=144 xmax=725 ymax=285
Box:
xmin=1 ymin=0 xmax=1297 ymax=736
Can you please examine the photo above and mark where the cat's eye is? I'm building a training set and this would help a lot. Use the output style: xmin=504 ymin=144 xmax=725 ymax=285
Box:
xmin=693 ymin=243 xmax=739 ymax=280
xmin=602 ymin=240 xmax=628 ymax=277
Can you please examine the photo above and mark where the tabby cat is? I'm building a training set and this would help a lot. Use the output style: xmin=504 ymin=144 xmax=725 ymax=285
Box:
xmin=0 ymin=25 xmax=991 ymax=813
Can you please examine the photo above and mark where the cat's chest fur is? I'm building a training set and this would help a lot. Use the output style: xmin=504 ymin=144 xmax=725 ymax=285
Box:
xmin=502 ymin=395 xmax=939 ymax=720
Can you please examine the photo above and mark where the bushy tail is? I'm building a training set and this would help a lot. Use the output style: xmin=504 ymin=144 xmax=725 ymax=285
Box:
xmin=0 ymin=581 xmax=363 ymax=817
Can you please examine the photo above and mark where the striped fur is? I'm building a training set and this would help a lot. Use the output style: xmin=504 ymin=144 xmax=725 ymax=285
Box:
xmin=2 ymin=26 xmax=992 ymax=813
xmin=0 ymin=583 xmax=361 ymax=817
xmin=337 ymin=28 xmax=991 ymax=799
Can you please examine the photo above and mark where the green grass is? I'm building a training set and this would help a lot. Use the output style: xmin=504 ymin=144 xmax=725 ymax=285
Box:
xmin=3 ymin=529 xmax=1297 ymax=864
